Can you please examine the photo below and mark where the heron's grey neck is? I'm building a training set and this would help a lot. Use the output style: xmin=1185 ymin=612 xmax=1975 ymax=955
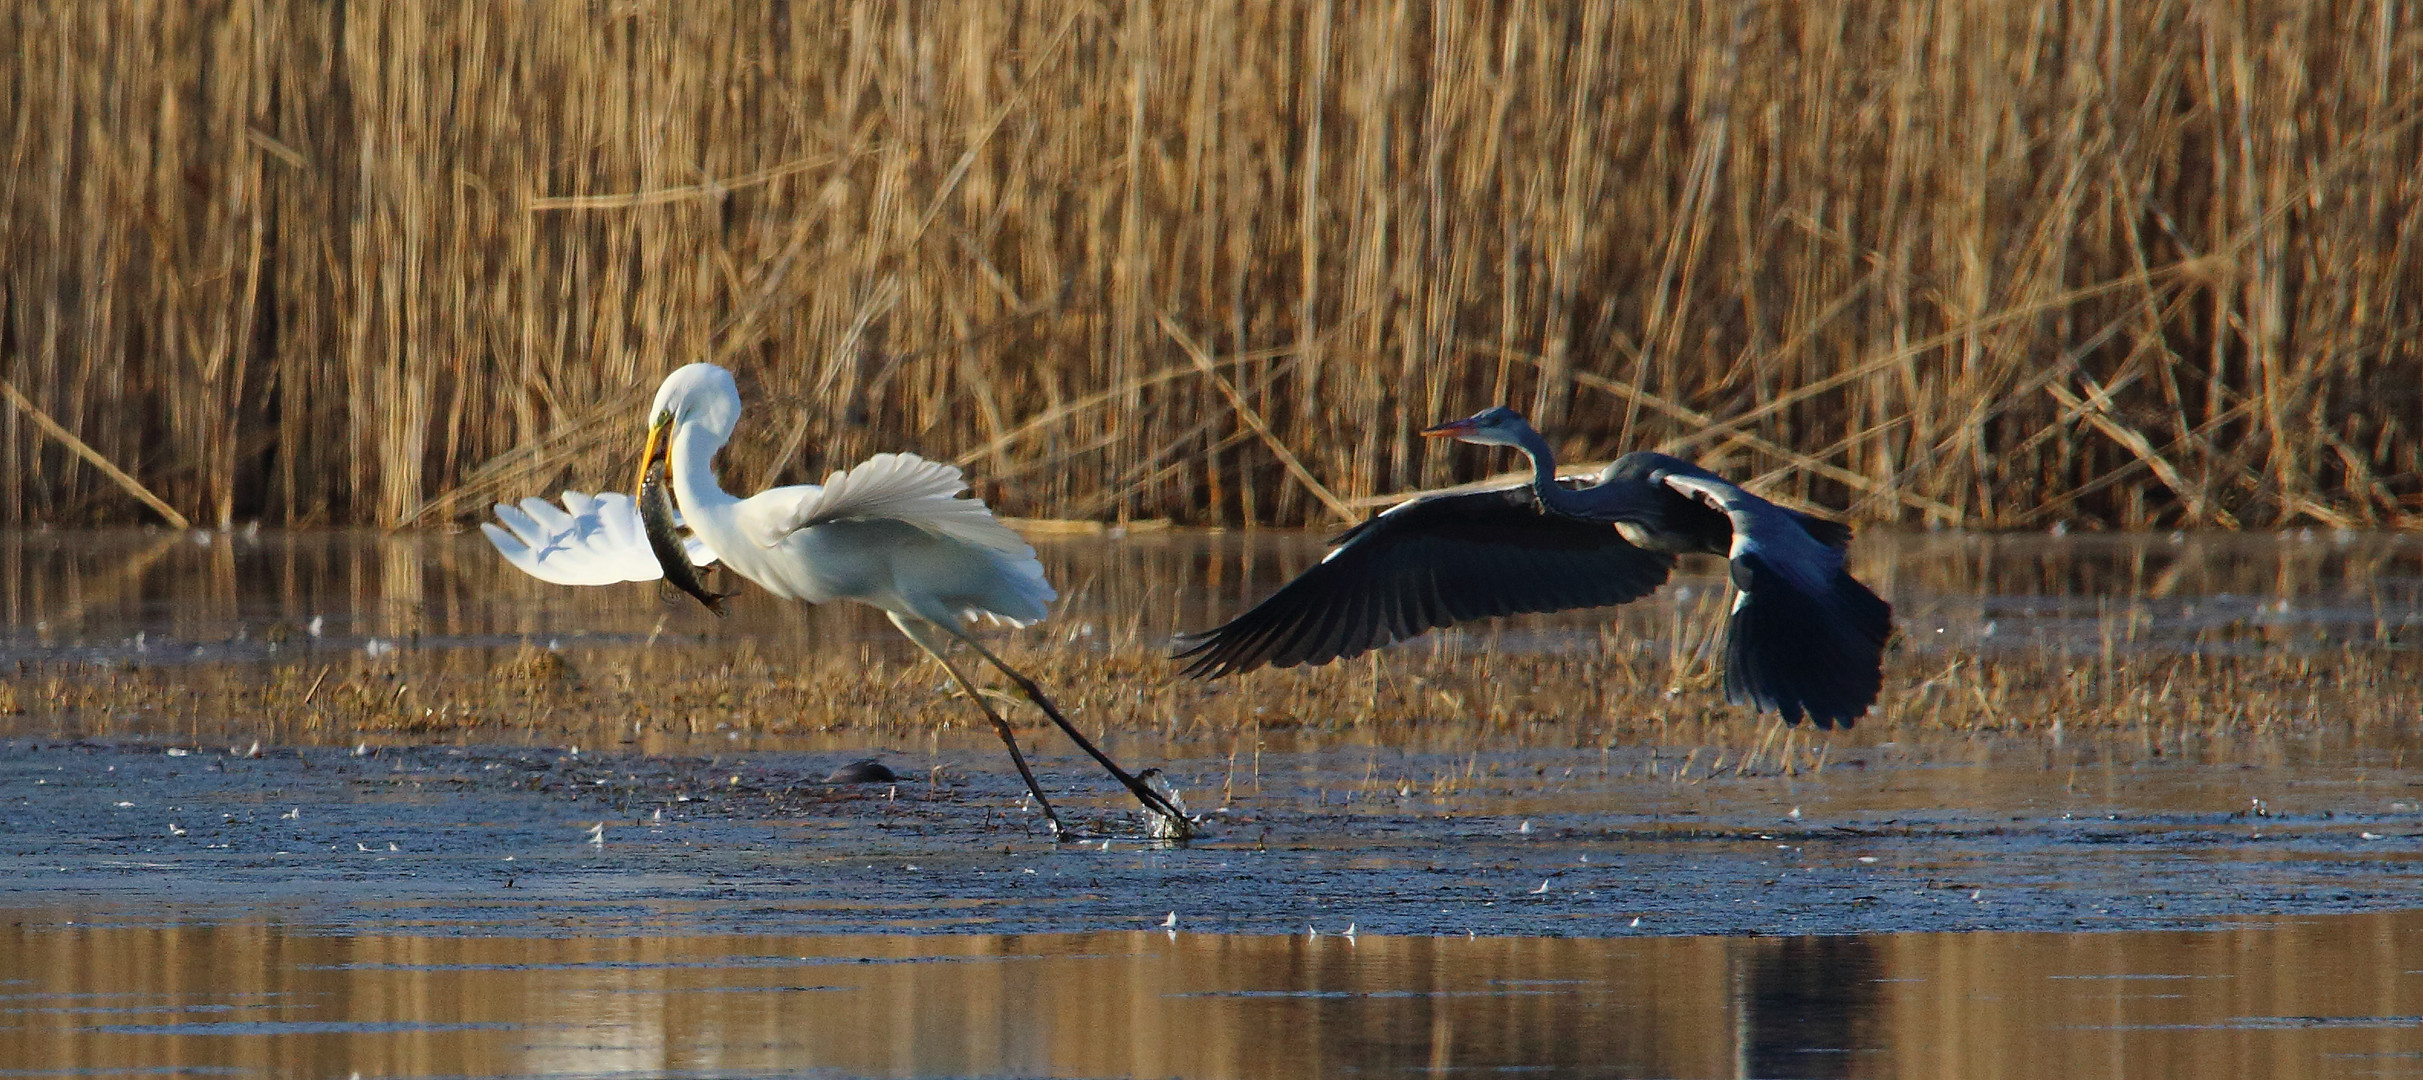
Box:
xmin=1510 ymin=425 xmax=1587 ymax=516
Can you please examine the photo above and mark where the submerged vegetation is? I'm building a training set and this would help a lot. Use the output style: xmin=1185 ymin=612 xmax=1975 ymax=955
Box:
xmin=2 ymin=2 xmax=2418 ymax=530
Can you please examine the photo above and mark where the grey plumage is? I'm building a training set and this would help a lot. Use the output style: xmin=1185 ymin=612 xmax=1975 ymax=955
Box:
xmin=1175 ymin=407 xmax=1894 ymax=727
xmin=1174 ymin=486 xmax=1676 ymax=678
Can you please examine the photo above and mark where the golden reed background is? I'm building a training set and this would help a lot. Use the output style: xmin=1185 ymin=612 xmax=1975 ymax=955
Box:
xmin=2 ymin=1 xmax=2418 ymax=530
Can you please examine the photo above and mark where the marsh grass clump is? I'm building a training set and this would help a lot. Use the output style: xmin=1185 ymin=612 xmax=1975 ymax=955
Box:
xmin=7 ymin=629 xmax=2412 ymax=775
xmin=499 ymin=646 xmax=576 ymax=689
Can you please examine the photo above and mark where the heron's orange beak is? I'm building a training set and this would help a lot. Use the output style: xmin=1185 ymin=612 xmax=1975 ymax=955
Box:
xmin=1420 ymin=417 xmax=1480 ymax=438
xmin=634 ymin=414 xmax=670 ymax=499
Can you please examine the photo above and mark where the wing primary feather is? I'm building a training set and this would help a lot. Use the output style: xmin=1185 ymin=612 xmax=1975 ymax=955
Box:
xmin=1175 ymin=487 xmax=1673 ymax=679
xmin=1721 ymin=552 xmax=1892 ymax=728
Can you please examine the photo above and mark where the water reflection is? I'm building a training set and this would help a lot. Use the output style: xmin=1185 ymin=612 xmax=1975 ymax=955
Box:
xmin=3 ymin=912 xmax=2419 ymax=1078
xmin=1 ymin=528 xmax=2417 ymax=668
xmin=1741 ymin=936 xmax=1880 ymax=1079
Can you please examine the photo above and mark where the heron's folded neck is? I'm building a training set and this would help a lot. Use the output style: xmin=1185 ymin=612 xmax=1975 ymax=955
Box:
xmin=1513 ymin=427 xmax=1586 ymax=517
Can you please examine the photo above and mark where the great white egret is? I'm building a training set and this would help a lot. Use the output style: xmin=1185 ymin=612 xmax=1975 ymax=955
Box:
xmin=482 ymin=362 xmax=1192 ymax=839
xmin=1176 ymin=406 xmax=1893 ymax=727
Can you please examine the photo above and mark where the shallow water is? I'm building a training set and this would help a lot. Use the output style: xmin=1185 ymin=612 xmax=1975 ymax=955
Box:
xmin=2 ymin=527 xmax=2418 ymax=669
xmin=3 ymin=528 xmax=2421 ymax=1076
xmin=6 ymin=911 xmax=2422 ymax=1079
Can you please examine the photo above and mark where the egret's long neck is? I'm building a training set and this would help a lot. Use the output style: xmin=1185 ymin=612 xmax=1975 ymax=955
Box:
xmin=1510 ymin=425 xmax=1583 ymax=516
xmin=666 ymin=421 xmax=738 ymax=517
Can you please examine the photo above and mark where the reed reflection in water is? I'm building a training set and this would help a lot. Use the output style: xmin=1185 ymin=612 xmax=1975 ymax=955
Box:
xmin=2 ymin=528 xmax=2417 ymax=666
xmin=4 ymin=912 xmax=2420 ymax=1078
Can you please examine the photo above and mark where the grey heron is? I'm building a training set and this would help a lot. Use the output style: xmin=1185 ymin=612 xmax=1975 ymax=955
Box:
xmin=1175 ymin=406 xmax=1892 ymax=727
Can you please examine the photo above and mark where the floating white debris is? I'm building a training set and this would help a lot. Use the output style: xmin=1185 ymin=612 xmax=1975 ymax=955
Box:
xmin=1857 ymin=856 xmax=1878 ymax=864
xmin=114 ymin=801 xmax=135 ymax=808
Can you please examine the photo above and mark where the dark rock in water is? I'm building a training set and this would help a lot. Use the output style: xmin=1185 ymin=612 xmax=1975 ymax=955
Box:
xmin=824 ymin=758 xmax=899 ymax=784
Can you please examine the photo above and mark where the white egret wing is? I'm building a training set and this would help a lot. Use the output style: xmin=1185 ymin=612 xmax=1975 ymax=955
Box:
xmin=482 ymin=491 xmax=713 ymax=587
xmin=752 ymin=453 xmax=1036 ymax=559
xmin=733 ymin=452 xmax=1055 ymax=619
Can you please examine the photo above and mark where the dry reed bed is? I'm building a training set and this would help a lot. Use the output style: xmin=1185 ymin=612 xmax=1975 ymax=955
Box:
xmin=3 ymin=2 xmax=2419 ymax=531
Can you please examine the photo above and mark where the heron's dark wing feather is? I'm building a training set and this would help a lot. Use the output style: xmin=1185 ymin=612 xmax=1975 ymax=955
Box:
xmin=1786 ymin=512 xmax=1854 ymax=551
xmin=1722 ymin=553 xmax=1894 ymax=728
xmin=1654 ymin=471 xmax=1893 ymax=727
xmin=1174 ymin=488 xmax=1677 ymax=678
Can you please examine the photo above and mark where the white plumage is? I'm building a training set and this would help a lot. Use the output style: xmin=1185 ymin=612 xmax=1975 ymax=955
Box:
xmin=478 ymin=362 xmax=1187 ymax=840
xmin=481 ymin=491 xmax=712 ymax=586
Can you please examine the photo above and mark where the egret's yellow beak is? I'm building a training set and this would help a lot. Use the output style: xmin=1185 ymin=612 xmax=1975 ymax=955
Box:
xmin=635 ymin=413 xmax=671 ymax=499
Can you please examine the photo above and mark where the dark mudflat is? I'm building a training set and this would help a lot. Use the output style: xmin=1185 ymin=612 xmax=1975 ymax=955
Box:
xmin=7 ymin=736 xmax=2416 ymax=939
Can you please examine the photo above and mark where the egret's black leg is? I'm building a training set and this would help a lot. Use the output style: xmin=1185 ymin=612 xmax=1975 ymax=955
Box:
xmin=892 ymin=615 xmax=1067 ymax=840
xmin=951 ymin=630 xmax=1195 ymax=839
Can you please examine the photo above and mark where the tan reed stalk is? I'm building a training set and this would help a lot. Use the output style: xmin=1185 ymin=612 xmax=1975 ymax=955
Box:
xmin=0 ymin=1 xmax=2414 ymax=529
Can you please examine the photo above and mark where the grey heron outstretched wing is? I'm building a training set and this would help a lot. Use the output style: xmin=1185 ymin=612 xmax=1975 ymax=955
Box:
xmin=1175 ymin=486 xmax=1677 ymax=678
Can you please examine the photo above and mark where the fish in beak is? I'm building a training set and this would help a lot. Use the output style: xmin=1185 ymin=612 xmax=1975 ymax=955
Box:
xmin=634 ymin=413 xmax=735 ymax=617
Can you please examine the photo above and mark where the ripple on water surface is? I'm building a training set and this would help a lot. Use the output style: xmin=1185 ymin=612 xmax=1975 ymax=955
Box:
xmin=5 ymin=913 xmax=2423 ymax=1079
xmin=1 ymin=527 xmax=2417 ymax=667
